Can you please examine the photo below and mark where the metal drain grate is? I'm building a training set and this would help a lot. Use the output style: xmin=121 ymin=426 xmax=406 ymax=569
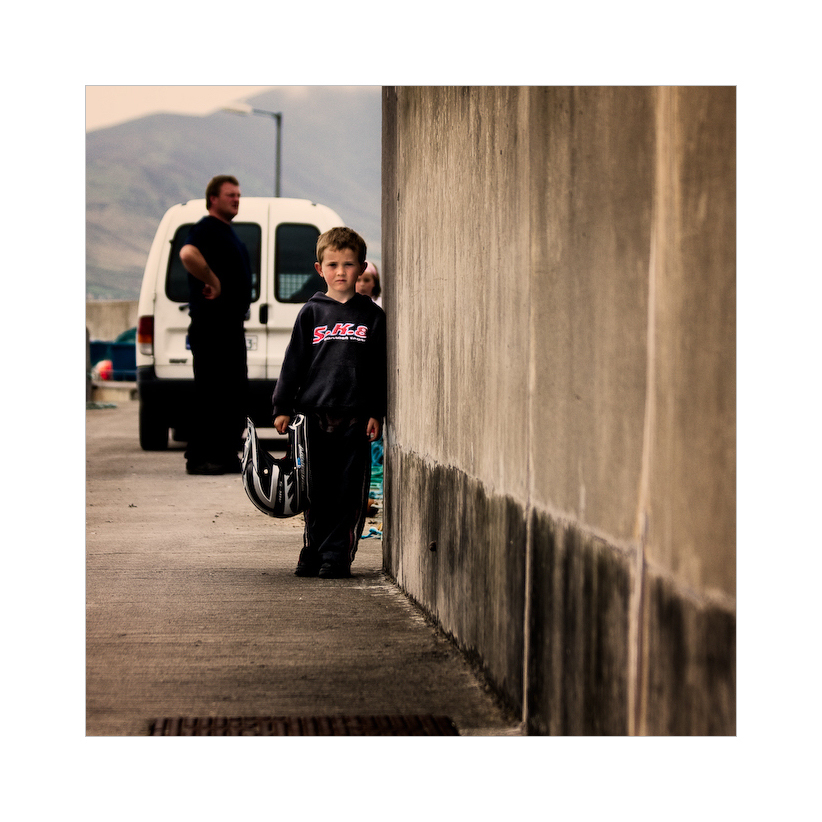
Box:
xmin=149 ymin=715 xmax=459 ymax=736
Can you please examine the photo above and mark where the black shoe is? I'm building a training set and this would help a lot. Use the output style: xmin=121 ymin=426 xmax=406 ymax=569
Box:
xmin=186 ymin=462 xmax=225 ymax=475
xmin=295 ymin=548 xmax=321 ymax=577
xmin=220 ymin=459 xmax=242 ymax=474
xmin=294 ymin=562 xmax=320 ymax=577
xmin=319 ymin=562 xmax=352 ymax=579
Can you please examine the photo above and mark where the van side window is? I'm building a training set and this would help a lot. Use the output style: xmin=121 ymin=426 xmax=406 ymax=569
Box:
xmin=165 ymin=223 xmax=262 ymax=302
xmin=276 ymin=223 xmax=323 ymax=303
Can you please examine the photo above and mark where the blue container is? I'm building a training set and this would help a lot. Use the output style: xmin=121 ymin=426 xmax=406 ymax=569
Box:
xmin=89 ymin=341 xmax=110 ymax=366
xmin=109 ymin=342 xmax=137 ymax=381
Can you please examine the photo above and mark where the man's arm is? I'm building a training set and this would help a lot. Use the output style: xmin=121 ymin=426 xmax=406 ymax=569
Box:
xmin=179 ymin=244 xmax=221 ymax=299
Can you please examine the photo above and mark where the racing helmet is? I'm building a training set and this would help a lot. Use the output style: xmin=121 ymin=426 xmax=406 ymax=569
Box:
xmin=241 ymin=415 xmax=310 ymax=518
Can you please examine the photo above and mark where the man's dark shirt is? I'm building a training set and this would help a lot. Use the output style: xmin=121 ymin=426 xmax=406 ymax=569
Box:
xmin=185 ymin=215 xmax=252 ymax=325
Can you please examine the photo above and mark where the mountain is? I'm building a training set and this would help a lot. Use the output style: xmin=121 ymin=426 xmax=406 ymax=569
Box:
xmin=86 ymin=86 xmax=382 ymax=299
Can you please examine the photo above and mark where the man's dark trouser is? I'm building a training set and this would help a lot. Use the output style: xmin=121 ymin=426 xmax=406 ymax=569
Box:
xmin=300 ymin=413 xmax=371 ymax=570
xmin=185 ymin=321 xmax=248 ymax=468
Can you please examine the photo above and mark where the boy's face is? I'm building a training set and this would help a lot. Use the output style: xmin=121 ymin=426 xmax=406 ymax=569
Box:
xmin=316 ymin=245 xmax=365 ymax=302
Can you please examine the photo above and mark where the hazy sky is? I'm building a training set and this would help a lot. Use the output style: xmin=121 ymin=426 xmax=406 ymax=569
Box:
xmin=85 ymin=86 xmax=276 ymax=132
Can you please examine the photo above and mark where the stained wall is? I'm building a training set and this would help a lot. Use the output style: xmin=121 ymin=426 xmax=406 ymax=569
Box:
xmin=382 ymin=86 xmax=735 ymax=735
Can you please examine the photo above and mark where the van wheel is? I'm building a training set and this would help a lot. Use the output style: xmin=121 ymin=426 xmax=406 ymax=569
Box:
xmin=139 ymin=402 xmax=169 ymax=450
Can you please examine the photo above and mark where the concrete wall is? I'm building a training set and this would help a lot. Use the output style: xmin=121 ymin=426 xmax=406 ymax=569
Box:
xmin=86 ymin=300 xmax=139 ymax=341
xmin=381 ymin=87 xmax=735 ymax=735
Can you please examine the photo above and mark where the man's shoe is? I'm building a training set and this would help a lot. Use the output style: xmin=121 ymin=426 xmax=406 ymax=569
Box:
xmin=186 ymin=462 xmax=225 ymax=475
xmin=319 ymin=562 xmax=352 ymax=579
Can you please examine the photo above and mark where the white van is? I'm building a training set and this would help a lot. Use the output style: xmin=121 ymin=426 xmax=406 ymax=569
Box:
xmin=136 ymin=197 xmax=344 ymax=450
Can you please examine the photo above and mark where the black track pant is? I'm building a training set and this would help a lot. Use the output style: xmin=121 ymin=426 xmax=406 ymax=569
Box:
xmin=185 ymin=321 xmax=248 ymax=467
xmin=300 ymin=412 xmax=371 ymax=569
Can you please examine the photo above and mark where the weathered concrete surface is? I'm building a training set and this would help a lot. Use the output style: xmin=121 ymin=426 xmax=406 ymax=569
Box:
xmin=525 ymin=512 xmax=631 ymax=736
xmin=382 ymin=86 xmax=735 ymax=734
xmin=529 ymin=86 xmax=654 ymax=537
xmin=384 ymin=450 xmax=528 ymax=715
xmin=646 ymin=87 xmax=736 ymax=596
xmin=86 ymin=401 xmax=520 ymax=736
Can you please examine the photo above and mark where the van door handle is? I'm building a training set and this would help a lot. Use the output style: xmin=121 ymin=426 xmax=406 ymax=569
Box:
xmin=259 ymin=304 xmax=269 ymax=324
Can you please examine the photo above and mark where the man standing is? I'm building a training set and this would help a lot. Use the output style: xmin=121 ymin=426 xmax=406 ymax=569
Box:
xmin=179 ymin=175 xmax=252 ymax=475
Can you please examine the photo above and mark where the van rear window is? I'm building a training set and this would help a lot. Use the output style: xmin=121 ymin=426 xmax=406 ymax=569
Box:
xmin=165 ymin=222 xmax=262 ymax=303
xmin=276 ymin=223 xmax=324 ymax=303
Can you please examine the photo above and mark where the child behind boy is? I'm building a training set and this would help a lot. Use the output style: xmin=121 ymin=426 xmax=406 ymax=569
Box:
xmin=272 ymin=227 xmax=387 ymax=578
xmin=356 ymin=261 xmax=382 ymax=304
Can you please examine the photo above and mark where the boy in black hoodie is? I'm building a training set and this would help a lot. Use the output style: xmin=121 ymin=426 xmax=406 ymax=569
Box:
xmin=272 ymin=227 xmax=387 ymax=578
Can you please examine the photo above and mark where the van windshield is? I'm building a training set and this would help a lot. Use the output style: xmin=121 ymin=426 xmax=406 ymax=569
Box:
xmin=276 ymin=223 xmax=324 ymax=303
xmin=165 ymin=222 xmax=262 ymax=303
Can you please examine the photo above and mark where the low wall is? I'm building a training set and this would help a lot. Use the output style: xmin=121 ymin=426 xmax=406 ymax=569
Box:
xmin=86 ymin=300 xmax=139 ymax=341
xmin=382 ymin=86 xmax=735 ymax=735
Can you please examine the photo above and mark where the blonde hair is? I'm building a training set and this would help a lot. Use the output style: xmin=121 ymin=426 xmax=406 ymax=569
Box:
xmin=316 ymin=226 xmax=367 ymax=265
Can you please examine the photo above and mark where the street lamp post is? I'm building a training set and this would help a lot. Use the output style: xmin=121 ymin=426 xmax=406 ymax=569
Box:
xmin=222 ymin=104 xmax=282 ymax=197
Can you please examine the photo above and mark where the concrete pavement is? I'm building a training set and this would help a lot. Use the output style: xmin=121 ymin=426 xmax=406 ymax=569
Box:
xmin=86 ymin=400 xmax=521 ymax=736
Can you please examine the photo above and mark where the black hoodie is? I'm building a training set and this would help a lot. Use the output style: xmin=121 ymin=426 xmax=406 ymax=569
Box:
xmin=272 ymin=292 xmax=387 ymax=420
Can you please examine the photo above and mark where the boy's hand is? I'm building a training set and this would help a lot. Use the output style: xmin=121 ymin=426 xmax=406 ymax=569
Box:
xmin=366 ymin=418 xmax=381 ymax=442
xmin=274 ymin=415 xmax=290 ymax=435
